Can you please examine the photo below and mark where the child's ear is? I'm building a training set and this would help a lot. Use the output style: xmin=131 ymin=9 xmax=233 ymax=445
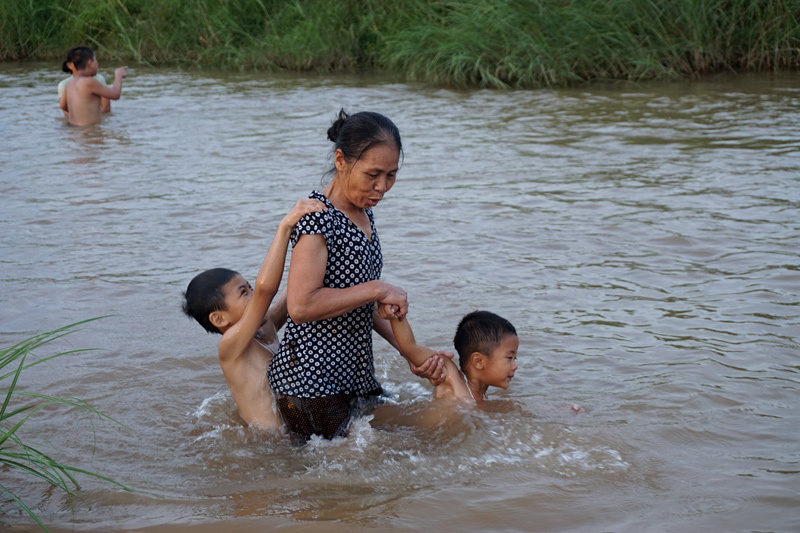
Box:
xmin=470 ymin=351 xmax=486 ymax=370
xmin=209 ymin=311 xmax=227 ymax=329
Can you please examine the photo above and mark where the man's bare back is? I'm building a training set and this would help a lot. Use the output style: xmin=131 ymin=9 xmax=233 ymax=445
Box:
xmin=60 ymin=65 xmax=127 ymax=126
xmin=64 ymin=76 xmax=105 ymax=126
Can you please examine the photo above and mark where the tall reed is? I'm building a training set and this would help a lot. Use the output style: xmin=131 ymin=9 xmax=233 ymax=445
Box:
xmin=381 ymin=0 xmax=800 ymax=87
xmin=1 ymin=0 xmax=798 ymax=87
xmin=0 ymin=318 xmax=131 ymax=532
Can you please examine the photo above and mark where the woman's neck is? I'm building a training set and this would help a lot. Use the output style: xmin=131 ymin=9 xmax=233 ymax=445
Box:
xmin=323 ymin=180 xmax=362 ymax=217
xmin=323 ymin=177 xmax=373 ymax=239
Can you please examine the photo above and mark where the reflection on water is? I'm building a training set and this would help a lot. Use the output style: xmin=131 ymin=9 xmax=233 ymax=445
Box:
xmin=0 ymin=63 xmax=798 ymax=532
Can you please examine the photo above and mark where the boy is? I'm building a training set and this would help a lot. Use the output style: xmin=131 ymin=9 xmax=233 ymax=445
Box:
xmin=182 ymin=198 xmax=326 ymax=430
xmin=388 ymin=310 xmax=519 ymax=403
xmin=59 ymin=46 xmax=127 ymax=126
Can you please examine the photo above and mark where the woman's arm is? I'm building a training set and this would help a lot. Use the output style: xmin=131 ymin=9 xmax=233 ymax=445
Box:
xmin=286 ymin=233 xmax=408 ymax=324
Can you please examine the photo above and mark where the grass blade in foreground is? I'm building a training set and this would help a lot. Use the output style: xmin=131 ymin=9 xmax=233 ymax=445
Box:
xmin=0 ymin=318 xmax=133 ymax=533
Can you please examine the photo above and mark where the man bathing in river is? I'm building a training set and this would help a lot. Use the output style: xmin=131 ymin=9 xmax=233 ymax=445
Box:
xmin=59 ymin=46 xmax=127 ymax=126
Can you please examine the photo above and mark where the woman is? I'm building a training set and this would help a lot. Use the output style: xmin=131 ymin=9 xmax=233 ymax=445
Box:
xmin=268 ymin=110 xmax=441 ymax=440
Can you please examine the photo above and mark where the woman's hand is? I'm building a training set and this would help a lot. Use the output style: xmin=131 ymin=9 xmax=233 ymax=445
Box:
xmin=376 ymin=283 xmax=408 ymax=319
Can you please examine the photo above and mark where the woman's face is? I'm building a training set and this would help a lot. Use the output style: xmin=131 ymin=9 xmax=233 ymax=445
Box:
xmin=335 ymin=143 xmax=399 ymax=209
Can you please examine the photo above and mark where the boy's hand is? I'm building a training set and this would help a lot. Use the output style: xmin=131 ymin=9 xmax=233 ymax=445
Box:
xmin=378 ymin=302 xmax=400 ymax=320
xmin=115 ymin=66 xmax=128 ymax=79
xmin=282 ymin=198 xmax=327 ymax=228
xmin=378 ymin=302 xmax=408 ymax=320
xmin=376 ymin=284 xmax=408 ymax=319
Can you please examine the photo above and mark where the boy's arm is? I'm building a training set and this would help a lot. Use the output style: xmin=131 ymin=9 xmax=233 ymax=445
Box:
xmin=389 ymin=315 xmax=462 ymax=393
xmin=373 ymin=310 xmax=400 ymax=351
xmin=388 ymin=313 xmax=467 ymax=400
xmin=262 ymin=289 xmax=288 ymax=334
xmin=91 ymin=67 xmax=128 ymax=100
xmin=374 ymin=309 xmax=449 ymax=384
xmin=252 ymin=291 xmax=287 ymax=349
xmin=388 ymin=315 xmax=438 ymax=368
xmin=219 ymin=199 xmax=326 ymax=361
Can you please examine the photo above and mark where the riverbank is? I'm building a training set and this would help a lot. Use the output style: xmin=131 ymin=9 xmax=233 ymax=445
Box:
xmin=2 ymin=0 xmax=799 ymax=87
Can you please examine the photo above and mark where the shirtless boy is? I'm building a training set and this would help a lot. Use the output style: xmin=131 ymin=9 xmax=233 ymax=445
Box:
xmin=182 ymin=199 xmax=326 ymax=429
xmin=388 ymin=310 xmax=584 ymax=415
xmin=389 ymin=310 xmax=519 ymax=404
xmin=59 ymin=46 xmax=127 ymax=126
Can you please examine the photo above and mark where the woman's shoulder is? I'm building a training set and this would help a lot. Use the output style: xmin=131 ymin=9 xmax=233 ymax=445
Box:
xmin=308 ymin=190 xmax=331 ymax=206
xmin=293 ymin=191 xmax=333 ymax=235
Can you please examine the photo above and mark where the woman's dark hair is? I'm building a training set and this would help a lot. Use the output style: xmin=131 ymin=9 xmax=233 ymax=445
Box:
xmin=182 ymin=268 xmax=239 ymax=334
xmin=62 ymin=46 xmax=94 ymax=73
xmin=325 ymin=109 xmax=402 ymax=176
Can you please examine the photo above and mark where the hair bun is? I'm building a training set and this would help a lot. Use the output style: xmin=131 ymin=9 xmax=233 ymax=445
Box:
xmin=326 ymin=108 xmax=349 ymax=142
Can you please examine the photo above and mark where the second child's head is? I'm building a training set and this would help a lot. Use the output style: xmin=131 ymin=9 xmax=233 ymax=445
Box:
xmin=454 ymin=311 xmax=519 ymax=388
xmin=62 ymin=46 xmax=96 ymax=74
xmin=183 ymin=268 xmax=252 ymax=334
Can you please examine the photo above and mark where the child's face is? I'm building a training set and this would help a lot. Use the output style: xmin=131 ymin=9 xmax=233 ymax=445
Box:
xmin=220 ymin=274 xmax=253 ymax=326
xmin=483 ymin=334 xmax=519 ymax=389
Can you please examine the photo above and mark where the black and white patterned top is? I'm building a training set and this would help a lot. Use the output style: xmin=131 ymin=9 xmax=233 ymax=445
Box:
xmin=268 ymin=190 xmax=383 ymax=397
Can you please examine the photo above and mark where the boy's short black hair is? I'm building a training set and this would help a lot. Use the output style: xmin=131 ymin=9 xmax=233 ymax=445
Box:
xmin=453 ymin=310 xmax=517 ymax=371
xmin=182 ymin=268 xmax=238 ymax=334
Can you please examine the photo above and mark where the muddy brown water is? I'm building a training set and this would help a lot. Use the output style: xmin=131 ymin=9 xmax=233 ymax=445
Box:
xmin=1 ymin=64 xmax=798 ymax=532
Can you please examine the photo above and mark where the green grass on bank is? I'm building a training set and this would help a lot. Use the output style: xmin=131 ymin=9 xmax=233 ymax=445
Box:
xmin=1 ymin=0 xmax=798 ymax=87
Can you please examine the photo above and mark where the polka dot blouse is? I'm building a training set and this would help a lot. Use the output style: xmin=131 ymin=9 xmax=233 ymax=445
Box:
xmin=268 ymin=190 xmax=383 ymax=397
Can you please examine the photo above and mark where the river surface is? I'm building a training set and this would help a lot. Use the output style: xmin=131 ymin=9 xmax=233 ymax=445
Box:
xmin=0 ymin=63 xmax=798 ymax=532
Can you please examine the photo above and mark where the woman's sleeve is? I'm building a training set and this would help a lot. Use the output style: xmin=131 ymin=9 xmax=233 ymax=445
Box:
xmin=291 ymin=210 xmax=328 ymax=247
